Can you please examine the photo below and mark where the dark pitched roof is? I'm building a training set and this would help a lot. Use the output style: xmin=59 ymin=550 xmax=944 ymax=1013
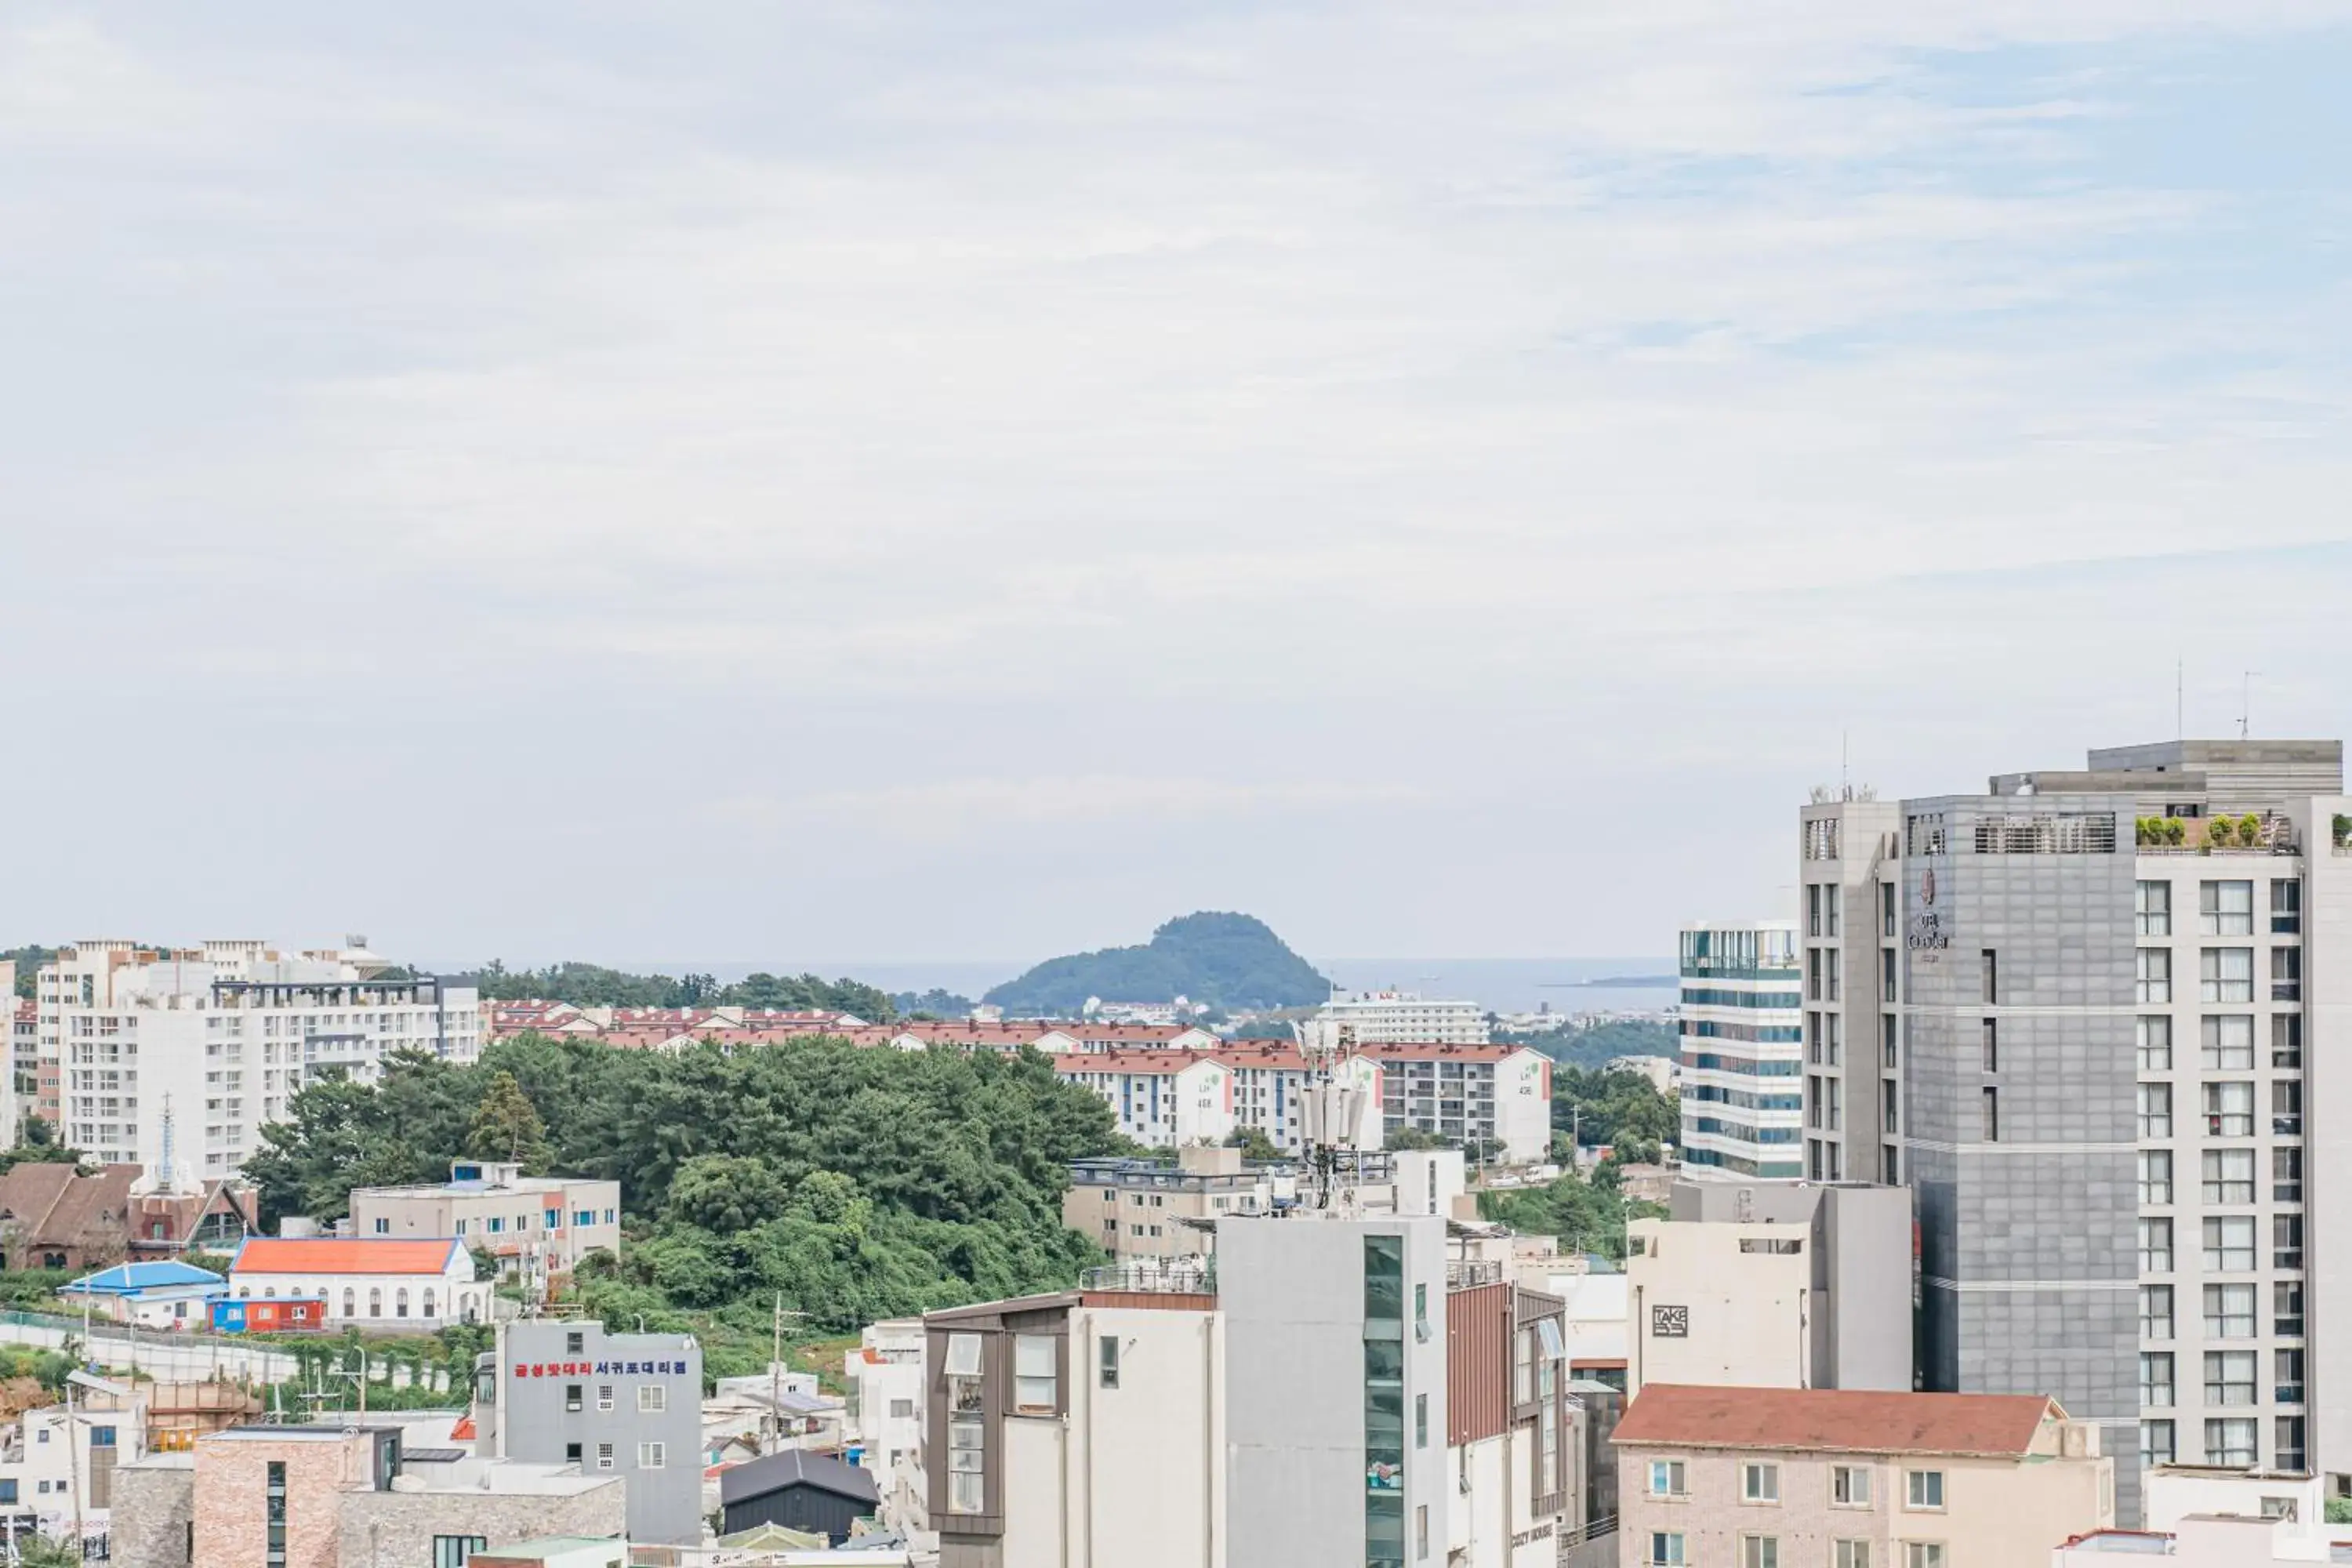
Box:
xmin=1611 ymin=1385 xmax=2062 ymax=1459
xmin=0 ymin=1163 xmax=140 ymax=1250
xmin=718 ymin=1448 xmax=881 ymax=1508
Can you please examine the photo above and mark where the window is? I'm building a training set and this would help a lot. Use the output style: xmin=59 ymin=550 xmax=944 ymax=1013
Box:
xmin=2204 ymin=1350 xmax=2256 ymax=1407
xmin=2274 ymin=1147 xmax=2303 ymax=1203
xmin=2205 ymin=1283 xmax=2256 ymax=1339
xmin=267 ymin=1460 xmax=288 ymax=1568
xmin=1649 ymin=1532 xmax=1686 ymax=1566
xmin=1882 ymin=948 xmax=1896 ymax=1003
xmin=637 ymin=1441 xmax=666 ymax=1469
xmin=545 ymin=1207 xmax=561 ymax=1229
xmin=1648 ymin=1459 xmax=1687 ymax=1497
xmin=945 ymin=1332 xmax=984 ymax=1377
xmin=1740 ymin=1537 xmax=1780 ymax=1568
xmin=2275 ymin=1281 xmax=2305 ymax=1338
xmin=2140 ymin=1420 xmax=2175 ymax=1466
xmin=2272 ymin=879 xmax=2302 ymax=933
xmin=368 ymin=1287 xmax=382 ymax=1318
xmin=1980 ymin=1018 xmax=1998 ymax=1073
xmin=2136 ymin=880 xmax=2172 ymax=935
xmin=2139 ymin=1150 xmax=2172 ymax=1206
xmin=0 ymin=1483 xmax=12 ymax=1506
xmin=1415 ymin=1392 xmax=1428 ymax=1450
xmin=1836 ymin=1545 xmax=1872 ymax=1568
xmin=638 ymin=1385 xmax=666 ymax=1414
xmin=372 ymin=1217 xmax=390 ymax=1234
xmin=597 ymin=1385 xmax=614 ymax=1412
xmin=565 ymin=1330 xmax=585 ymax=1354
xmin=2203 ymin=1217 xmax=2255 ymax=1272
xmin=2277 ymin=1416 xmax=2307 ymax=1472
xmin=2201 ymin=1149 xmax=2253 ymax=1204
xmin=564 ymin=1442 xmax=581 ymax=1463
xmin=2202 ymin=1080 xmax=2252 ymax=1138
xmin=1882 ymin=1014 xmax=1898 ymax=1069
xmin=2136 ymin=1016 xmax=2171 ymax=1072
xmin=1904 ymin=1544 xmax=1945 ymax=1568
xmin=2200 ymin=1015 xmax=2254 ymax=1069
xmin=2276 ymin=1348 xmax=2306 ymax=1404
xmin=1980 ymin=950 xmax=1997 ymax=1005
xmin=394 ymin=1287 xmax=408 ymax=1319
xmin=1808 ymin=884 xmax=1822 ymax=937
xmin=432 ymin=1539 xmax=488 ymax=1568
xmin=888 ymin=1397 xmax=915 ymax=1419
xmin=1905 ymin=1470 xmax=1944 ymax=1510
xmin=2143 ymin=1285 xmax=2175 ymax=1341
xmin=2141 ymin=1352 xmax=2174 ymax=1407
xmin=2200 ymin=880 xmax=2253 ymax=935
xmin=2201 ymin=948 xmax=2253 ymax=1003
xmin=1014 ymin=1334 xmax=1058 ymax=1414
xmin=2138 ymin=1084 xmax=2172 ymax=1140
xmin=1980 ymin=1087 xmax=1999 ymax=1142
xmin=2270 ymin=945 xmax=2302 ymax=1001
xmin=2272 ymin=1014 xmax=2303 ymax=1069
xmin=1831 ymin=1465 xmax=1871 ymax=1507
xmin=1416 ymin=1503 xmax=1428 ymax=1562
xmin=2274 ymin=1214 xmax=2304 ymax=1270
xmin=1098 ymin=1335 xmax=1119 ymax=1389
xmin=2204 ymin=1418 xmax=2256 ymax=1467
xmin=2138 ymin=1218 xmax=2172 ymax=1274
xmin=2273 ymin=1080 xmax=2303 ymax=1136
xmin=1882 ymin=881 xmax=1896 ymax=937
xmin=1741 ymin=1462 xmax=1779 ymax=1502
xmin=565 ymin=1383 xmax=583 ymax=1412
xmin=596 ymin=1442 xmax=614 ymax=1471
xmin=2137 ymin=949 xmax=2171 ymax=1004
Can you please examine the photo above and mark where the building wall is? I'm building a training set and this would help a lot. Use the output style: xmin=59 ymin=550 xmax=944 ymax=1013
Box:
xmin=109 ymin=1461 xmax=195 ymax=1568
xmin=1677 ymin=922 xmax=1804 ymax=1181
xmin=1627 ymin=1218 xmax=1811 ymax=1396
xmin=339 ymin=1482 xmax=626 ymax=1568
xmin=352 ymin=1181 xmax=622 ymax=1271
xmin=491 ymin=1323 xmax=704 ymax=1546
xmin=2301 ymin=795 xmax=2352 ymax=1493
xmin=225 ymin=1261 xmax=481 ymax=1326
xmin=194 ymin=1436 xmax=367 ymax=1568
xmin=1060 ymin=1303 xmax=1222 ymax=1568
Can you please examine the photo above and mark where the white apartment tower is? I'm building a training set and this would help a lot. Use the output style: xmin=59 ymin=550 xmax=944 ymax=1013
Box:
xmin=1317 ymin=992 xmax=1491 ymax=1045
xmin=1800 ymin=739 xmax=2352 ymax=1523
xmin=1675 ymin=921 xmax=1803 ymax=1180
xmin=38 ymin=939 xmax=481 ymax=1179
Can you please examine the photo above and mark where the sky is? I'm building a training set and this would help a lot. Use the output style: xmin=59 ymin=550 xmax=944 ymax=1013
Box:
xmin=5 ymin=2 xmax=2352 ymax=978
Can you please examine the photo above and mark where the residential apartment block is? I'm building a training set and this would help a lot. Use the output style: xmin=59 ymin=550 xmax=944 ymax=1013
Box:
xmin=921 ymin=1212 xmax=1578 ymax=1568
xmin=350 ymin=1160 xmax=621 ymax=1283
xmin=34 ymin=939 xmax=479 ymax=1178
xmin=1063 ymin=1146 xmax=1286 ymax=1261
xmin=1616 ymin=1385 xmax=2113 ymax=1568
xmin=1798 ymin=739 xmax=2351 ymax=1517
xmin=1318 ymin=991 xmax=1491 ymax=1045
xmin=1054 ymin=1046 xmax=1385 ymax=1155
xmin=1677 ymin=923 xmax=1802 ymax=1179
xmin=1363 ymin=1042 xmax=1553 ymax=1165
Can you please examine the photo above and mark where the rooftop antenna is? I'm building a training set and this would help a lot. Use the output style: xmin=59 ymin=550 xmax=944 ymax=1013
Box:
xmin=157 ymin=1093 xmax=178 ymax=1196
xmin=2241 ymin=671 xmax=2261 ymax=739
xmin=1290 ymin=1018 xmax=1369 ymax=1212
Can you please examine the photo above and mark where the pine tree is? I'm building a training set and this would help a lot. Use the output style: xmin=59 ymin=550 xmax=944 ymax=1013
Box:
xmin=466 ymin=1070 xmax=551 ymax=1173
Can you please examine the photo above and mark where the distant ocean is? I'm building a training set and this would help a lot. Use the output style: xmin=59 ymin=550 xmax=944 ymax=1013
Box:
xmin=458 ymin=954 xmax=1679 ymax=1016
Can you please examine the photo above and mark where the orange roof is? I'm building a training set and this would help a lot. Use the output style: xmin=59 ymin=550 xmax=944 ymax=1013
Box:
xmin=1612 ymin=1385 xmax=2061 ymax=1458
xmin=1054 ymin=1051 xmax=1218 ymax=1076
xmin=1355 ymin=1041 xmax=1538 ymax=1062
xmin=231 ymin=1237 xmax=464 ymax=1276
xmin=449 ymin=1414 xmax=477 ymax=1442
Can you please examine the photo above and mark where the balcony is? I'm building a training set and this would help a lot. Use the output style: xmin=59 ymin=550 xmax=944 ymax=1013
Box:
xmin=1446 ymin=1259 xmax=1504 ymax=1289
xmin=1081 ymin=1259 xmax=1215 ymax=1296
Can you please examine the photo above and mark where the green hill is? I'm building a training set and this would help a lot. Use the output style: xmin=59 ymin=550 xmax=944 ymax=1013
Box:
xmin=983 ymin=912 xmax=1330 ymax=1014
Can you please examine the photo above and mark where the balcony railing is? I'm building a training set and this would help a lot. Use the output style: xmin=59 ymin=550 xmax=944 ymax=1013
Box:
xmin=1081 ymin=1259 xmax=1215 ymax=1295
xmin=1446 ymin=1259 xmax=1504 ymax=1289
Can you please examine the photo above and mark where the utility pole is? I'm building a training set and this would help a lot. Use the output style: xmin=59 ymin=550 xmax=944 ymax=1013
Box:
xmin=769 ymin=1295 xmax=808 ymax=1453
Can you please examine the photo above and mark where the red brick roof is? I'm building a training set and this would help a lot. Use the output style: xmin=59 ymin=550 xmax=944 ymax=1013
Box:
xmin=1054 ymin=1051 xmax=1218 ymax=1077
xmin=232 ymin=1238 xmax=463 ymax=1276
xmin=1612 ymin=1385 xmax=2061 ymax=1458
xmin=1355 ymin=1041 xmax=1540 ymax=1062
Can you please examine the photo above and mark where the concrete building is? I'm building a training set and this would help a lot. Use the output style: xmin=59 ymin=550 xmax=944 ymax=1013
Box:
xmin=1801 ymin=739 xmax=2352 ymax=1515
xmin=2055 ymin=1514 xmax=2352 ymax=1565
xmin=226 ymin=1236 xmax=486 ymax=1327
xmin=34 ymin=939 xmax=479 ymax=1179
xmin=844 ymin=1318 xmax=930 ymax=1543
xmin=350 ymin=1160 xmax=621 ymax=1284
xmin=1212 ymin=1041 xmax=1385 ymax=1156
xmin=56 ymin=1259 xmax=227 ymax=1328
xmin=110 ymin=1417 xmax=622 ymax=1568
xmin=1319 ymin=992 xmax=1491 ymax=1045
xmin=1625 ymin=1180 xmax=1912 ymax=1398
xmin=1062 ymin=1147 xmax=1286 ymax=1261
xmin=1361 ymin=1042 xmax=1554 ymax=1165
xmin=474 ymin=1319 xmax=705 ymax=1546
xmin=1053 ymin=1051 xmax=1236 ymax=1149
xmin=1617 ymin=1384 xmax=2114 ymax=1568
xmin=9 ymin=993 xmax=36 ymax=1144
xmin=0 ymin=1392 xmax=148 ymax=1541
xmin=1677 ymin=922 xmax=1803 ymax=1179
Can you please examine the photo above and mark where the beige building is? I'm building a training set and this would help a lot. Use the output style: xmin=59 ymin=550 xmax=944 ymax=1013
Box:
xmin=1625 ymin=1181 xmax=1911 ymax=1399
xmin=1062 ymin=1146 xmax=1285 ymax=1261
xmin=1616 ymin=1384 xmax=2114 ymax=1568
xmin=350 ymin=1160 xmax=620 ymax=1281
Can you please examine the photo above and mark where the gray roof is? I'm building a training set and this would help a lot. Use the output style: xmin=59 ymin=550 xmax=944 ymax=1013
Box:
xmin=719 ymin=1448 xmax=881 ymax=1508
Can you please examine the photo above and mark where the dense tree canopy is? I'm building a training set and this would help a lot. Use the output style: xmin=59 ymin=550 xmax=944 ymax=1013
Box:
xmin=1503 ymin=1018 xmax=1676 ymax=1069
xmin=468 ymin=961 xmax=892 ymax=1020
xmin=984 ymin=911 xmax=1329 ymax=1013
xmin=242 ymin=1034 xmax=1120 ymax=1332
xmin=1552 ymin=1066 xmax=1679 ymax=1160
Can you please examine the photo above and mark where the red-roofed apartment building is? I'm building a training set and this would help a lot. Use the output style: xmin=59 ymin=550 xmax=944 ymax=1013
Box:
xmin=1613 ymin=1384 xmax=2114 ymax=1568
xmin=1356 ymin=1042 xmax=1555 ymax=1164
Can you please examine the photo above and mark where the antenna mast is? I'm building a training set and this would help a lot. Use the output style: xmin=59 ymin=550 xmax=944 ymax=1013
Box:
xmin=1290 ymin=1018 xmax=1369 ymax=1211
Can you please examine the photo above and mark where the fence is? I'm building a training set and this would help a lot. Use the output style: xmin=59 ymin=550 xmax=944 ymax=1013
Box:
xmin=0 ymin=1307 xmax=300 ymax=1384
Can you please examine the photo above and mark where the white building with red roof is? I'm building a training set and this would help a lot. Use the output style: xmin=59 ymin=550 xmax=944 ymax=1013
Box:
xmin=1356 ymin=1041 xmax=1554 ymax=1164
xmin=226 ymin=1235 xmax=488 ymax=1327
xmin=1054 ymin=1051 xmax=1236 ymax=1149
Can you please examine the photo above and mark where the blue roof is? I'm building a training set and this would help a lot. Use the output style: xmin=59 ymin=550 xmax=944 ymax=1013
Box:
xmin=60 ymin=1260 xmax=227 ymax=1297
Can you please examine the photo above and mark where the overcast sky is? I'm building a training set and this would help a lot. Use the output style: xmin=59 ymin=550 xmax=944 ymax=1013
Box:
xmin=5 ymin=3 xmax=2351 ymax=975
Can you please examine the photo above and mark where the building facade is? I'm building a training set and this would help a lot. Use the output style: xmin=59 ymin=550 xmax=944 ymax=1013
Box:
xmin=225 ymin=1236 xmax=485 ymax=1327
xmin=1053 ymin=1051 xmax=1235 ymax=1149
xmin=474 ymin=1321 xmax=704 ymax=1546
xmin=1063 ymin=1148 xmax=1283 ymax=1261
xmin=35 ymin=940 xmax=479 ymax=1179
xmin=1318 ymin=992 xmax=1491 ymax=1046
xmin=1362 ymin=1044 xmax=1553 ymax=1165
xmin=1800 ymin=739 xmax=2352 ymax=1517
xmin=350 ymin=1161 xmax=621 ymax=1282
xmin=1677 ymin=922 xmax=1803 ymax=1179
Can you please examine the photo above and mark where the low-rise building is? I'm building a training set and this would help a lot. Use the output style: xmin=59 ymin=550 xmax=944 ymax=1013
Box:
xmin=350 ymin=1160 xmax=621 ymax=1283
xmin=56 ymin=1260 xmax=226 ymax=1328
xmin=225 ymin=1236 xmax=487 ymax=1328
xmin=0 ymin=1162 xmax=139 ymax=1272
xmin=719 ymin=1449 xmax=881 ymax=1544
xmin=1625 ymin=1180 xmax=1911 ymax=1397
xmin=110 ymin=1417 xmax=623 ymax=1568
xmin=844 ymin=1319 xmax=928 ymax=1543
xmin=1062 ymin=1147 xmax=1285 ymax=1261
xmin=0 ymin=1390 xmax=148 ymax=1538
xmin=1615 ymin=1384 xmax=2115 ymax=1568
xmin=472 ymin=1319 xmax=704 ymax=1546
xmin=2053 ymin=1515 xmax=2352 ymax=1565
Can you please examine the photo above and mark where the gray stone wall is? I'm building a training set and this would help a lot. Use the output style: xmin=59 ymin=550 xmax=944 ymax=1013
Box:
xmin=339 ymin=1479 xmax=625 ymax=1568
xmin=109 ymin=1461 xmax=195 ymax=1568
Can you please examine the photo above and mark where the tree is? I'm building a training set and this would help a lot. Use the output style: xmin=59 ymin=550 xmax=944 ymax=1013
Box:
xmin=467 ymin=1071 xmax=552 ymax=1172
xmin=1222 ymin=1127 xmax=1283 ymax=1162
xmin=666 ymin=1155 xmax=789 ymax=1235
xmin=1387 ymin=1127 xmax=1449 ymax=1152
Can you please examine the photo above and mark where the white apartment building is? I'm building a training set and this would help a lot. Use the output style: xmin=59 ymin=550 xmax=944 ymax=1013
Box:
xmin=37 ymin=939 xmax=480 ymax=1179
xmin=1318 ymin=991 xmax=1491 ymax=1045
xmin=1677 ymin=922 xmax=1803 ymax=1180
xmin=1361 ymin=1043 xmax=1554 ymax=1165
xmin=350 ymin=1160 xmax=621 ymax=1282
xmin=1799 ymin=739 xmax=2352 ymax=1521
xmin=1053 ymin=1051 xmax=1234 ymax=1148
xmin=1213 ymin=1042 xmax=1385 ymax=1156
xmin=844 ymin=1318 xmax=930 ymax=1546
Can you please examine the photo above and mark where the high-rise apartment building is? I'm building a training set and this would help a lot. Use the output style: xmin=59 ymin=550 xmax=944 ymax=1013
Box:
xmin=36 ymin=939 xmax=480 ymax=1178
xmin=1676 ymin=922 xmax=1803 ymax=1178
xmin=1317 ymin=991 xmax=1491 ymax=1045
xmin=1799 ymin=739 xmax=2350 ymax=1520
